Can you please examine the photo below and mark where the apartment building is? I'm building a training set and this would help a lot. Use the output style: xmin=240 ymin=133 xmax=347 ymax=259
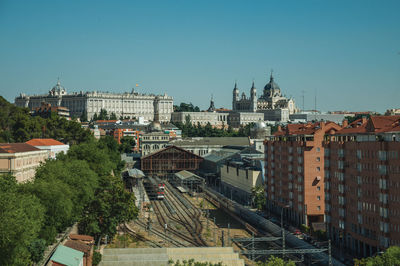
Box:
xmin=264 ymin=122 xmax=342 ymax=227
xmin=324 ymin=116 xmax=400 ymax=257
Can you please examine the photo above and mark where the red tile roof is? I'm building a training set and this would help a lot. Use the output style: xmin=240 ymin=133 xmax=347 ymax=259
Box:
xmin=26 ymin=138 xmax=65 ymax=146
xmin=336 ymin=116 xmax=400 ymax=134
xmin=69 ymin=234 xmax=95 ymax=242
xmin=64 ymin=240 xmax=91 ymax=254
xmin=0 ymin=143 xmax=40 ymax=153
xmin=275 ymin=122 xmax=341 ymax=136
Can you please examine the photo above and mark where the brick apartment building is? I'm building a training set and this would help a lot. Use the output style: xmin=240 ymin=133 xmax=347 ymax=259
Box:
xmin=264 ymin=122 xmax=342 ymax=227
xmin=324 ymin=116 xmax=400 ymax=257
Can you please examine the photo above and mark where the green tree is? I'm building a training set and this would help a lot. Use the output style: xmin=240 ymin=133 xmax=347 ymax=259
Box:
xmin=80 ymin=110 xmax=88 ymax=122
xmin=119 ymin=136 xmax=136 ymax=153
xmin=354 ymin=246 xmax=400 ymax=266
xmin=252 ymin=185 xmax=266 ymax=210
xmin=256 ymin=256 xmax=295 ymax=266
xmin=110 ymin=112 xmax=117 ymax=120
xmin=0 ymin=174 xmax=45 ymax=266
xmin=28 ymin=239 xmax=47 ymax=263
xmin=98 ymin=109 xmax=109 ymax=120
xmin=78 ymin=175 xmax=138 ymax=241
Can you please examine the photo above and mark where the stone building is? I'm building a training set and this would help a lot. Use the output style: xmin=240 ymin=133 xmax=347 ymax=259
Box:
xmin=15 ymin=80 xmax=174 ymax=122
xmin=0 ymin=143 xmax=49 ymax=182
xmin=232 ymin=73 xmax=298 ymax=122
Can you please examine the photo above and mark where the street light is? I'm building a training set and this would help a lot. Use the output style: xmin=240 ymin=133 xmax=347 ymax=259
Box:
xmin=281 ymin=204 xmax=290 ymax=259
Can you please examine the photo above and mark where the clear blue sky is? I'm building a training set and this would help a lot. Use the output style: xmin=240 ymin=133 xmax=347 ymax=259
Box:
xmin=0 ymin=0 xmax=399 ymax=113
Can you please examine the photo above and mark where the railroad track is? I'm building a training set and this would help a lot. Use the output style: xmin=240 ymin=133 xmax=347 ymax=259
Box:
xmin=128 ymin=220 xmax=187 ymax=247
xmin=152 ymin=200 xmax=199 ymax=246
xmin=163 ymin=185 xmax=207 ymax=246
xmin=120 ymin=223 xmax=162 ymax=248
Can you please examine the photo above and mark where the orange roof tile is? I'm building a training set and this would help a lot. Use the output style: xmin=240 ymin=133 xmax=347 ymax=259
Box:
xmin=26 ymin=138 xmax=65 ymax=146
xmin=0 ymin=143 xmax=40 ymax=153
xmin=69 ymin=234 xmax=94 ymax=242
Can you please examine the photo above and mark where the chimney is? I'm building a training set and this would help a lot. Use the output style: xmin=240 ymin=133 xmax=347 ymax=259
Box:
xmin=362 ymin=116 xmax=367 ymax=124
xmin=342 ymin=119 xmax=348 ymax=128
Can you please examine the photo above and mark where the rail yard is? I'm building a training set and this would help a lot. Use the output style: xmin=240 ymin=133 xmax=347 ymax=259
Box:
xmin=107 ymin=174 xmax=342 ymax=266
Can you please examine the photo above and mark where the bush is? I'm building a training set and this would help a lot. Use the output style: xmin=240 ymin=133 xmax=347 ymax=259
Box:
xmin=93 ymin=251 xmax=102 ymax=266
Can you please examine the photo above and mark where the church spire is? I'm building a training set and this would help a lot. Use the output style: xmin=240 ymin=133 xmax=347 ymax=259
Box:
xmin=270 ymin=69 xmax=274 ymax=82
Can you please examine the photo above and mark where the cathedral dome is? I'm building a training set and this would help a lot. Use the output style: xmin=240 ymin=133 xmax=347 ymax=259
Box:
xmin=49 ymin=79 xmax=66 ymax=96
xmin=253 ymin=120 xmax=267 ymax=129
xmin=264 ymin=74 xmax=280 ymax=91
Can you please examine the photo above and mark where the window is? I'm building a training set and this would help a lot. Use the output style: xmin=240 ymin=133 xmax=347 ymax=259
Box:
xmin=338 ymin=149 xmax=344 ymax=157
xmin=316 ymin=167 xmax=321 ymax=172
xmin=316 ymin=147 xmax=321 ymax=152
xmin=317 ymin=206 xmax=321 ymax=211
xmin=317 ymin=186 xmax=321 ymax=191
xmin=317 ymin=196 xmax=321 ymax=201
xmin=316 ymin=157 xmax=321 ymax=162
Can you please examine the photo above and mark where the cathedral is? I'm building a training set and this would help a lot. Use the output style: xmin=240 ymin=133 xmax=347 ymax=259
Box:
xmin=232 ymin=72 xmax=298 ymax=116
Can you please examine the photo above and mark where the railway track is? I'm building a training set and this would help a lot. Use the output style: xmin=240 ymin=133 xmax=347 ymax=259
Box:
xmin=163 ymin=184 xmax=207 ymax=246
xmin=152 ymin=200 xmax=199 ymax=246
xmin=120 ymin=223 xmax=162 ymax=248
xmin=128 ymin=220 xmax=187 ymax=247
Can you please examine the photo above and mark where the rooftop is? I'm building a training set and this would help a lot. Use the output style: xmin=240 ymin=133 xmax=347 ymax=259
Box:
xmin=0 ymin=143 xmax=40 ymax=153
xmin=50 ymin=245 xmax=84 ymax=266
xmin=171 ymin=137 xmax=250 ymax=147
xmin=26 ymin=138 xmax=66 ymax=146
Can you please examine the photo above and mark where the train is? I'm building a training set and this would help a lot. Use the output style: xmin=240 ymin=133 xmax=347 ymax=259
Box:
xmin=144 ymin=176 xmax=165 ymax=200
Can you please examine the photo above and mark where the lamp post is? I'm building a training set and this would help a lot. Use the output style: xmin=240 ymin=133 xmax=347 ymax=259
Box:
xmin=281 ymin=204 xmax=290 ymax=259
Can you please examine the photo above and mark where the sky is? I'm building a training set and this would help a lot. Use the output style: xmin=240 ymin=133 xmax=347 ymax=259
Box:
xmin=0 ymin=0 xmax=399 ymax=113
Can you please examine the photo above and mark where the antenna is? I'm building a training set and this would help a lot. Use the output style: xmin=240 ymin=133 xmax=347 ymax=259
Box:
xmin=314 ymin=90 xmax=317 ymax=121
xmin=301 ymin=90 xmax=305 ymax=112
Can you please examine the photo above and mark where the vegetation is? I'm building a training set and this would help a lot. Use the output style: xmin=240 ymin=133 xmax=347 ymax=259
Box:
xmin=252 ymin=185 xmax=266 ymax=210
xmin=174 ymin=102 xmax=201 ymax=112
xmin=345 ymin=114 xmax=371 ymax=124
xmin=93 ymin=251 xmax=102 ymax=266
xmin=119 ymin=136 xmax=136 ymax=153
xmin=0 ymin=136 xmax=138 ymax=265
xmin=256 ymin=256 xmax=295 ymax=266
xmin=169 ymin=259 xmax=223 ymax=266
xmin=354 ymin=246 xmax=400 ymax=266
xmin=175 ymin=116 xmax=254 ymax=138
xmin=0 ymin=96 xmax=92 ymax=144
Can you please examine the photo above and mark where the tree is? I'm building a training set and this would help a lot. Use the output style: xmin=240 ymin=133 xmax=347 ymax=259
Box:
xmin=354 ymin=246 xmax=400 ymax=266
xmin=28 ymin=239 xmax=47 ymax=263
xmin=78 ymin=175 xmax=138 ymax=241
xmin=80 ymin=110 xmax=88 ymax=122
xmin=252 ymin=185 xmax=266 ymax=210
xmin=0 ymin=175 xmax=45 ymax=266
xmin=110 ymin=112 xmax=117 ymax=120
xmin=119 ymin=136 xmax=136 ymax=153
xmin=256 ymin=256 xmax=295 ymax=266
xmin=98 ymin=109 xmax=109 ymax=120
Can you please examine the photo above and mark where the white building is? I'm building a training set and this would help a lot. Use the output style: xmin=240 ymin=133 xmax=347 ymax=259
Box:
xmin=26 ymin=138 xmax=70 ymax=159
xmin=15 ymin=80 xmax=174 ymax=122
xmin=232 ymin=73 xmax=298 ymax=122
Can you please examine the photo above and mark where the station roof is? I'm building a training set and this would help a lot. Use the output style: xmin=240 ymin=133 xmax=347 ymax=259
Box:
xmin=174 ymin=170 xmax=203 ymax=181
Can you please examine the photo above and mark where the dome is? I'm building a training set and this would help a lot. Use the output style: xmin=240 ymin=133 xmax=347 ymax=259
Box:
xmin=264 ymin=74 xmax=281 ymax=91
xmin=49 ymin=79 xmax=66 ymax=96
xmin=253 ymin=121 xmax=266 ymax=130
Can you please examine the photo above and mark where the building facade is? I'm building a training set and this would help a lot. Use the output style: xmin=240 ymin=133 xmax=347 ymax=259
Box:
xmin=0 ymin=143 xmax=49 ymax=182
xmin=232 ymin=73 xmax=298 ymax=122
xmin=324 ymin=116 xmax=400 ymax=257
xmin=141 ymin=132 xmax=170 ymax=156
xmin=15 ymin=80 xmax=174 ymax=122
xmin=221 ymin=157 xmax=264 ymax=205
xmin=264 ymin=122 xmax=342 ymax=227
